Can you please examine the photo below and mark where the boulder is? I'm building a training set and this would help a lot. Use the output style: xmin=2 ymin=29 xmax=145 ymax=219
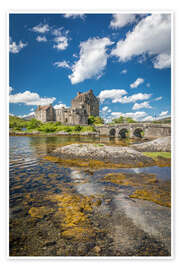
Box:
xmin=131 ymin=136 xmax=171 ymax=152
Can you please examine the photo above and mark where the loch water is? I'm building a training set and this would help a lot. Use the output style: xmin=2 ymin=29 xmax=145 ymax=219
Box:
xmin=9 ymin=136 xmax=171 ymax=256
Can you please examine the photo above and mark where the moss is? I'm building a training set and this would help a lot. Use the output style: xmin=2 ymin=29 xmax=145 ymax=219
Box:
xmin=130 ymin=189 xmax=171 ymax=208
xmin=143 ymin=152 xmax=171 ymax=167
xmin=93 ymin=143 xmax=104 ymax=147
xmin=143 ymin=152 xmax=171 ymax=159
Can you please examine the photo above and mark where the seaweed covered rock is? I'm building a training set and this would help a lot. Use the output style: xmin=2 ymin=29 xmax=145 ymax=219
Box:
xmin=52 ymin=143 xmax=154 ymax=167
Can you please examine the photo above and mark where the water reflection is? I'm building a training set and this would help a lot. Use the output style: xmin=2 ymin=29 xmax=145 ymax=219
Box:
xmin=9 ymin=136 xmax=171 ymax=256
xmin=94 ymin=167 xmax=171 ymax=181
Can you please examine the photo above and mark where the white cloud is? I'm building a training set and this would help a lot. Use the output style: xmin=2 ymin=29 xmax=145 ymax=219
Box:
xmin=19 ymin=112 xmax=35 ymax=118
xmin=142 ymin=115 xmax=154 ymax=122
xmin=159 ymin=111 xmax=168 ymax=117
xmin=9 ymin=86 xmax=13 ymax=93
xmin=53 ymin=36 xmax=68 ymax=50
xmin=111 ymin=111 xmax=147 ymax=121
xmin=98 ymin=89 xmax=151 ymax=104
xmin=102 ymin=106 xmax=109 ymax=112
xmin=64 ymin=14 xmax=85 ymax=19
xmin=110 ymin=14 xmax=136 ymax=28
xmin=54 ymin=103 xmax=68 ymax=109
xmin=130 ymin=78 xmax=144 ymax=88
xmin=54 ymin=61 xmax=71 ymax=69
xmin=132 ymin=101 xmax=152 ymax=110
xmin=9 ymin=90 xmax=56 ymax=106
xmin=9 ymin=38 xmax=27 ymax=54
xmin=32 ymin=23 xmax=50 ymax=33
xmin=52 ymin=27 xmax=69 ymax=36
xmin=36 ymin=36 xmax=47 ymax=42
xmin=112 ymin=93 xmax=152 ymax=104
xmin=69 ymin=37 xmax=113 ymax=84
xmin=51 ymin=27 xmax=69 ymax=50
xmin=101 ymin=106 xmax=112 ymax=122
xmin=98 ymin=89 xmax=127 ymax=103
xmin=146 ymin=83 xmax=151 ymax=87
xmin=111 ymin=14 xmax=171 ymax=69
xmin=142 ymin=111 xmax=170 ymax=122
xmin=155 ymin=96 xmax=162 ymax=101
xmin=121 ymin=69 xmax=127 ymax=74
xmin=153 ymin=53 xmax=171 ymax=69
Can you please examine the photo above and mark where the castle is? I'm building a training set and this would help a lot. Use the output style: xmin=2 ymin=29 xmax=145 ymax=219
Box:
xmin=35 ymin=89 xmax=99 ymax=125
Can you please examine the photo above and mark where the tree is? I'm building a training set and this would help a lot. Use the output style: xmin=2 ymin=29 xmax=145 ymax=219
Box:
xmin=27 ymin=118 xmax=41 ymax=130
xmin=111 ymin=116 xmax=136 ymax=124
xmin=88 ymin=116 xmax=104 ymax=125
xmin=112 ymin=116 xmax=124 ymax=124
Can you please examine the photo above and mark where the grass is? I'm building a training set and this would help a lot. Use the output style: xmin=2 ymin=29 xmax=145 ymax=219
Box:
xmin=143 ymin=152 xmax=171 ymax=159
xmin=9 ymin=116 xmax=96 ymax=134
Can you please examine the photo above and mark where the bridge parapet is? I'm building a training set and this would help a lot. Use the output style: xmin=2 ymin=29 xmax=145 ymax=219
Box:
xmin=95 ymin=123 xmax=171 ymax=138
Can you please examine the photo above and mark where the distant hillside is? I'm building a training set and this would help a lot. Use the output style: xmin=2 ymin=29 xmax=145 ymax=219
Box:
xmin=152 ymin=117 xmax=171 ymax=124
xmin=22 ymin=113 xmax=35 ymax=120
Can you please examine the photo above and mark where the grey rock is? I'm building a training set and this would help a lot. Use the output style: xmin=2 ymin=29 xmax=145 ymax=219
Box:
xmin=132 ymin=136 xmax=171 ymax=152
xmin=53 ymin=143 xmax=154 ymax=166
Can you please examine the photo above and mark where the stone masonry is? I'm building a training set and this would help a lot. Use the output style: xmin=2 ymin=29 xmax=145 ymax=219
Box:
xmin=35 ymin=89 xmax=99 ymax=125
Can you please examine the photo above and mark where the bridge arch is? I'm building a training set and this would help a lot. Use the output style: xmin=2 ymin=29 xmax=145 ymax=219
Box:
xmin=133 ymin=128 xmax=144 ymax=138
xmin=118 ymin=128 xmax=129 ymax=138
xmin=109 ymin=128 xmax=116 ymax=137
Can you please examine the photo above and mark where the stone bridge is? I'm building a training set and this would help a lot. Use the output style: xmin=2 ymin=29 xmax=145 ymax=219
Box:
xmin=95 ymin=123 xmax=171 ymax=138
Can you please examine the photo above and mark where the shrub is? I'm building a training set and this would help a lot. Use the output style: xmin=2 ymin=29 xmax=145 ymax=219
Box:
xmin=27 ymin=118 xmax=41 ymax=130
xmin=74 ymin=125 xmax=82 ymax=132
xmin=88 ymin=116 xmax=104 ymax=125
xmin=37 ymin=122 xmax=57 ymax=133
xmin=9 ymin=115 xmax=28 ymax=130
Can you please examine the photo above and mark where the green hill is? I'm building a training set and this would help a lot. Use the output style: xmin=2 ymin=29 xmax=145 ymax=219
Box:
xmin=152 ymin=117 xmax=171 ymax=124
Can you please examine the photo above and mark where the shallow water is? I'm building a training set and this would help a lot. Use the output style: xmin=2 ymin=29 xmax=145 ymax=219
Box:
xmin=9 ymin=136 xmax=171 ymax=256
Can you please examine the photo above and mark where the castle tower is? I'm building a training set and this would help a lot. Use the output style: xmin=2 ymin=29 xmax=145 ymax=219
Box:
xmin=71 ymin=89 xmax=99 ymax=117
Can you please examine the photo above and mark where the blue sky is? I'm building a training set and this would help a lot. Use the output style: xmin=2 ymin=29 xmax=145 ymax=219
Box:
xmin=9 ymin=13 xmax=171 ymax=122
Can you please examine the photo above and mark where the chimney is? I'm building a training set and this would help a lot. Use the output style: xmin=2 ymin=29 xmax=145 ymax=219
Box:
xmin=77 ymin=91 xmax=81 ymax=96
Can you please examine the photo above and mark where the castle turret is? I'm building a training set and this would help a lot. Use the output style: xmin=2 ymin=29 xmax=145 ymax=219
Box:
xmin=71 ymin=89 xmax=99 ymax=117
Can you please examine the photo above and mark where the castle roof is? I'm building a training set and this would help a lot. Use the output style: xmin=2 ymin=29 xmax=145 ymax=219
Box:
xmin=36 ymin=104 xmax=52 ymax=111
xmin=73 ymin=89 xmax=95 ymax=100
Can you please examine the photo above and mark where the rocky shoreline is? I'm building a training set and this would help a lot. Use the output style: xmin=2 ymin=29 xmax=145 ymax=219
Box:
xmin=9 ymin=131 xmax=99 ymax=137
xmin=50 ymin=136 xmax=171 ymax=167
xmin=52 ymin=143 xmax=155 ymax=166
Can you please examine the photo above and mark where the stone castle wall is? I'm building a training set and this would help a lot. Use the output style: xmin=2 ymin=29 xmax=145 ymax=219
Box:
xmin=35 ymin=89 xmax=99 ymax=125
xmin=55 ymin=107 xmax=88 ymax=125
xmin=71 ymin=89 xmax=99 ymax=117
